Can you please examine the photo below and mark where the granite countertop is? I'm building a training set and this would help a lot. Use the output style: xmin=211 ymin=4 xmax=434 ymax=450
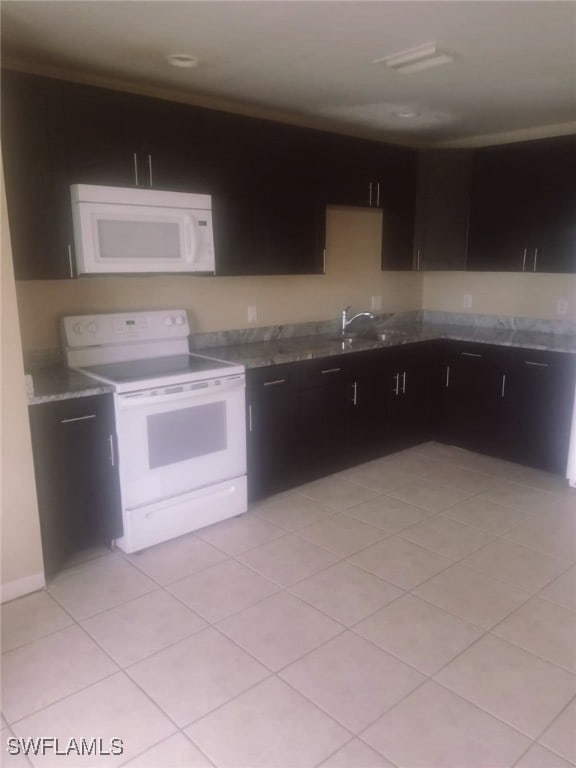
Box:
xmin=25 ymin=321 xmax=576 ymax=404
xmin=27 ymin=367 xmax=113 ymax=405
xmin=201 ymin=322 xmax=576 ymax=369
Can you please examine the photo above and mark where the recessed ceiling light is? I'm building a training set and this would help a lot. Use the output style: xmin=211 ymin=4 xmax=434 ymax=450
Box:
xmin=394 ymin=110 xmax=420 ymax=119
xmin=166 ymin=53 xmax=200 ymax=69
xmin=374 ymin=42 xmax=454 ymax=74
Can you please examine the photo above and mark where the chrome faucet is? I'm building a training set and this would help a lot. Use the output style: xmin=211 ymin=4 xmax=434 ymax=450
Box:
xmin=340 ymin=306 xmax=375 ymax=334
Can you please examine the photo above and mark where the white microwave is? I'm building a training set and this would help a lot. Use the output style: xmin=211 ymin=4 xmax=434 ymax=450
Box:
xmin=71 ymin=184 xmax=215 ymax=275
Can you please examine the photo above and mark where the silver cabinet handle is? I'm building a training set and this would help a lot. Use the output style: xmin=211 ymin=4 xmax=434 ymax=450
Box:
xmin=501 ymin=374 xmax=506 ymax=398
xmin=394 ymin=373 xmax=400 ymax=396
xmin=322 ymin=247 xmax=326 ymax=274
xmin=133 ymin=152 xmax=139 ymax=186
xmin=533 ymin=247 xmax=538 ymax=272
xmin=108 ymin=434 xmax=115 ymax=467
xmin=416 ymin=249 xmax=421 ymax=271
xmin=522 ymin=247 xmax=527 ymax=271
xmin=461 ymin=352 xmax=482 ymax=358
xmin=60 ymin=414 xmax=96 ymax=424
xmin=352 ymin=381 xmax=358 ymax=405
xmin=248 ymin=404 xmax=253 ymax=432
xmin=321 ymin=367 xmax=342 ymax=374
xmin=524 ymin=361 xmax=549 ymax=368
xmin=376 ymin=182 xmax=381 ymax=207
xmin=67 ymin=244 xmax=74 ymax=278
xmin=402 ymin=371 xmax=407 ymax=394
xmin=368 ymin=181 xmax=373 ymax=207
xmin=148 ymin=154 xmax=153 ymax=187
xmin=445 ymin=365 xmax=450 ymax=388
xmin=263 ymin=378 xmax=286 ymax=387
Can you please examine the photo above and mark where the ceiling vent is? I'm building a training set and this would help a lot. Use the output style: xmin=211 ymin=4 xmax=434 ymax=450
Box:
xmin=374 ymin=42 xmax=454 ymax=74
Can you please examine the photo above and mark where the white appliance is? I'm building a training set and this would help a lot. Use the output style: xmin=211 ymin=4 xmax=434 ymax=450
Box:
xmin=62 ymin=310 xmax=246 ymax=553
xmin=71 ymin=185 xmax=215 ymax=275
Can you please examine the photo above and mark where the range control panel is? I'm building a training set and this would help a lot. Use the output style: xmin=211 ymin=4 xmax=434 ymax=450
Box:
xmin=62 ymin=310 xmax=190 ymax=348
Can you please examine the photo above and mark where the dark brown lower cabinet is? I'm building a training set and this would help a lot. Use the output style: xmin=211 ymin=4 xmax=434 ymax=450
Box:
xmin=430 ymin=341 xmax=575 ymax=474
xmin=29 ymin=394 xmax=122 ymax=577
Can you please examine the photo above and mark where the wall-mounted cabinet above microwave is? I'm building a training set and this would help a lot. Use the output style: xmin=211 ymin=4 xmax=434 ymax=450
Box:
xmin=71 ymin=185 xmax=215 ymax=275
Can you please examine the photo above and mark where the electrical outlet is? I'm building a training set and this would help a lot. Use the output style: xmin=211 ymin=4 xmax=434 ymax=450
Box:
xmin=463 ymin=294 xmax=473 ymax=309
xmin=556 ymin=298 xmax=568 ymax=316
xmin=247 ymin=305 xmax=258 ymax=323
xmin=370 ymin=295 xmax=382 ymax=312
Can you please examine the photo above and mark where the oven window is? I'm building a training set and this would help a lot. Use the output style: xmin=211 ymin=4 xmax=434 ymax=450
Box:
xmin=147 ymin=402 xmax=226 ymax=469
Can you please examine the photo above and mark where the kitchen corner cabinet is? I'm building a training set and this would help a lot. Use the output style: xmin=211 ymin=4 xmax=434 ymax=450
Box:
xmin=29 ymin=394 xmax=122 ymax=577
xmin=430 ymin=341 xmax=576 ymax=473
xmin=413 ymin=150 xmax=473 ymax=271
xmin=467 ymin=136 xmax=576 ymax=274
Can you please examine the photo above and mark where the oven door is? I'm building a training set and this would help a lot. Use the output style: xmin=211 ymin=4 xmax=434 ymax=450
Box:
xmin=115 ymin=374 xmax=246 ymax=510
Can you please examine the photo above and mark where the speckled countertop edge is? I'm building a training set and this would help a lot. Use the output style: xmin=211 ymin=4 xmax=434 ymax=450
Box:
xmin=27 ymin=322 xmax=576 ymax=404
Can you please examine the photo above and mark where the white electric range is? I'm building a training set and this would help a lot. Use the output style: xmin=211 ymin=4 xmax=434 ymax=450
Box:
xmin=62 ymin=309 xmax=247 ymax=553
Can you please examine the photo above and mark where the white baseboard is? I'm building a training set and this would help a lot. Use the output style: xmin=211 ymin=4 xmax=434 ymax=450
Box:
xmin=1 ymin=572 xmax=46 ymax=604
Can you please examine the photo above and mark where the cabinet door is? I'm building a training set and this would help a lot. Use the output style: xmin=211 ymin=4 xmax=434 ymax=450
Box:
xmin=432 ymin=342 xmax=505 ymax=455
xmin=467 ymin=144 xmax=533 ymax=272
xmin=246 ymin=364 xmax=301 ymax=501
xmin=501 ymin=350 xmax=575 ymax=473
xmin=413 ymin=150 xmax=472 ymax=271
xmin=134 ymin=97 xmax=221 ymax=192
xmin=347 ymin=350 xmax=392 ymax=463
xmin=59 ymin=80 xmax=135 ymax=187
xmin=297 ymin=357 xmax=350 ymax=481
xmin=379 ymin=146 xmax=418 ymax=271
xmin=388 ymin=343 xmax=431 ymax=449
xmin=529 ymin=136 xmax=576 ymax=274
xmin=1 ymin=70 xmax=72 ymax=279
xmin=29 ymin=395 xmax=122 ymax=577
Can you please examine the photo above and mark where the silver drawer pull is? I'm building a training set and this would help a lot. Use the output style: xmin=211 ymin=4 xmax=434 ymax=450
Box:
xmin=321 ymin=367 xmax=342 ymax=374
xmin=263 ymin=378 xmax=287 ymax=387
xmin=461 ymin=352 xmax=482 ymax=358
xmin=445 ymin=365 xmax=450 ymax=388
xmin=60 ymin=414 xmax=96 ymax=424
xmin=248 ymin=404 xmax=253 ymax=432
xmin=352 ymin=381 xmax=358 ymax=405
xmin=524 ymin=361 xmax=549 ymax=368
xmin=501 ymin=374 xmax=506 ymax=398
xmin=402 ymin=371 xmax=407 ymax=394
xmin=394 ymin=372 xmax=400 ymax=396
xmin=108 ymin=434 xmax=115 ymax=467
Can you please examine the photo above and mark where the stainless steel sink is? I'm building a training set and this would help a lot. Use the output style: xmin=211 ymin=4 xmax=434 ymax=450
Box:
xmin=329 ymin=330 xmax=409 ymax=344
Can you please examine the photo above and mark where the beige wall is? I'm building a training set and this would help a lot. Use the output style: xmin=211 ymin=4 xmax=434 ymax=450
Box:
xmin=1 ymin=163 xmax=45 ymax=602
xmin=423 ymin=271 xmax=576 ymax=322
xmin=16 ymin=206 xmax=424 ymax=351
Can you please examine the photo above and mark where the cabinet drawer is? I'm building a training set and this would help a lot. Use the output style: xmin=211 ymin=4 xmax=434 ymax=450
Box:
xmin=246 ymin=362 xmax=301 ymax=395
xmin=298 ymin=355 xmax=349 ymax=389
xmin=30 ymin=394 xmax=115 ymax=430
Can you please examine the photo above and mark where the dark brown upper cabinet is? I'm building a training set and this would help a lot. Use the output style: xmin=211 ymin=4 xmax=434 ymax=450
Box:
xmin=413 ymin=149 xmax=473 ymax=271
xmin=467 ymin=136 xmax=576 ymax=274
xmin=1 ymin=70 xmax=73 ymax=279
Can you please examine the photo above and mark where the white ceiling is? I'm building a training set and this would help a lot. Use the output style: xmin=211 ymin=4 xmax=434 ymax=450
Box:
xmin=2 ymin=1 xmax=576 ymax=146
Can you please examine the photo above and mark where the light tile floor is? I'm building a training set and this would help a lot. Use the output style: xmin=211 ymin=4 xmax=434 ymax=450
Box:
xmin=2 ymin=442 xmax=575 ymax=768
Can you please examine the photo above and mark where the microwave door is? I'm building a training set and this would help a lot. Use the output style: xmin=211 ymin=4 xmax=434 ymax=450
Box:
xmin=73 ymin=202 xmax=196 ymax=274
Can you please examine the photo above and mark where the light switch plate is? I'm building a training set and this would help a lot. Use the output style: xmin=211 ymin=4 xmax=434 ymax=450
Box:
xmin=247 ymin=305 xmax=258 ymax=323
xmin=463 ymin=294 xmax=473 ymax=309
xmin=370 ymin=295 xmax=383 ymax=312
xmin=556 ymin=298 xmax=568 ymax=316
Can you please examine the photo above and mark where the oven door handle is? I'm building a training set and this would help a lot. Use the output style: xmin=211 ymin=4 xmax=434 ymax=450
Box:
xmin=117 ymin=376 xmax=245 ymax=409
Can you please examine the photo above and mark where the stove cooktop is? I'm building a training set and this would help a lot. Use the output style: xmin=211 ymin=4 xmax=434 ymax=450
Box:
xmin=79 ymin=353 xmax=243 ymax=391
